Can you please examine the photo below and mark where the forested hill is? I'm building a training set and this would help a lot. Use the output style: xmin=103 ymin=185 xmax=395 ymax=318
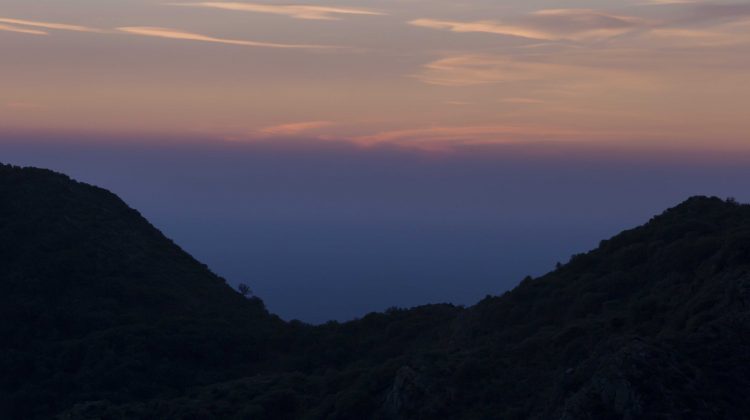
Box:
xmin=0 ymin=164 xmax=286 ymax=418
xmin=1 ymin=163 xmax=750 ymax=419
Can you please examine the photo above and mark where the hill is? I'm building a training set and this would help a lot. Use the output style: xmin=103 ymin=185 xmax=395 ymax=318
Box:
xmin=1 ymin=163 xmax=749 ymax=419
xmin=0 ymin=164 xmax=288 ymax=418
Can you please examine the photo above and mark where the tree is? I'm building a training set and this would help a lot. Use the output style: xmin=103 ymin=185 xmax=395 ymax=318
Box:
xmin=238 ymin=283 xmax=252 ymax=298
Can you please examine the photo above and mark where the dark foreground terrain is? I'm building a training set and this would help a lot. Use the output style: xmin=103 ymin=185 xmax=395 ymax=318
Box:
xmin=1 ymin=163 xmax=749 ymax=419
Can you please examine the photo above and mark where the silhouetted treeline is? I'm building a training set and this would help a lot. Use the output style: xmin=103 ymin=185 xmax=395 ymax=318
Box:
xmin=1 ymin=163 xmax=749 ymax=419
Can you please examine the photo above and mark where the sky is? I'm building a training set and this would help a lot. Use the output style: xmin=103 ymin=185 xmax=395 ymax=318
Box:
xmin=4 ymin=138 xmax=750 ymax=322
xmin=1 ymin=0 xmax=750 ymax=322
xmin=1 ymin=0 xmax=749 ymax=148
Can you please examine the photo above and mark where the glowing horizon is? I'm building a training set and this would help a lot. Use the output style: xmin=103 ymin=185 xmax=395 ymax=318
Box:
xmin=1 ymin=0 xmax=749 ymax=150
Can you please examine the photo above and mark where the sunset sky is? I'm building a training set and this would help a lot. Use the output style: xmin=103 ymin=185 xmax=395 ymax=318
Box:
xmin=3 ymin=1 xmax=750 ymax=322
xmin=2 ymin=0 xmax=749 ymax=149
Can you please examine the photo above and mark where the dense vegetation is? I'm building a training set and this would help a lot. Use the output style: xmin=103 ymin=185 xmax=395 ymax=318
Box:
xmin=1 ymin=163 xmax=749 ymax=419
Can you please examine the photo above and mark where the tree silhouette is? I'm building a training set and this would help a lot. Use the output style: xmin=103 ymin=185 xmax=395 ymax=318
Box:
xmin=238 ymin=283 xmax=252 ymax=298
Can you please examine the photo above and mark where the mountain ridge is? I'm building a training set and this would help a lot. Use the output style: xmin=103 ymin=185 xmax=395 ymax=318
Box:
xmin=1 ymin=163 xmax=749 ymax=419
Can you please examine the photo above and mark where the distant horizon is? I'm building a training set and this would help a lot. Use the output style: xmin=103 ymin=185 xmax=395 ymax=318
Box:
xmin=3 ymin=0 xmax=749 ymax=322
xmin=4 ymin=137 xmax=750 ymax=323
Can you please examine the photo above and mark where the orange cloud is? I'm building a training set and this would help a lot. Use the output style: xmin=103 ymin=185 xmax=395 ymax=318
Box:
xmin=0 ymin=23 xmax=48 ymax=35
xmin=414 ymin=55 xmax=578 ymax=86
xmin=0 ymin=17 xmax=101 ymax=33
xmin=354 ymin=124 xmax=587 ymax=146
xmin=409 ymin=19 xmax=557 ymax=41
xmin=640 ymin=17 xmax=750 ymax=46
xmin=260 ymin=121 xmax=336 ymax=136
xmin=117 ymin=27 xmax=333 ymax=49
xmin=410 ymin=9 xmax=651 ymax=42
xmin=643 ymin=0 xmax=697 ymax=4
xmin=171 ymin=2 xmax=384 ymax=20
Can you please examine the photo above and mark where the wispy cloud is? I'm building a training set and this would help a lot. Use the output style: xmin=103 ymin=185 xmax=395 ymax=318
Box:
xmin=259 ymin=121 xmax=336 ymax=135
xmin=0 ymin=17 xmax=102 ymax=33
xmin=0 ymin=23 xmax=48 ymax=35
xmin=530 ymin=9 xmax=651 ymax=38
xmin=354 ymin=124 xmax=586 ymax=147
xmin=0 ymin=16 xmax=334 ymax=49
xmin=409 ymin=19 xmax=556 ymax=41
xmin=411 ymin=3 xmax=750 ymax=44
xmin=415 ymin=55 xmax=574 ymax=86
xmin=413 ymin=52 xmax=654 ymax=101
xmin=171 ymin=2 xmax=384 ymax=20
xmin=410 ymin=9 xmax=651 ymax=42
xmin=117 ymin=27 xmax=333 ymax=49
xmin=642 ymin=0 xmax=697 ymax=4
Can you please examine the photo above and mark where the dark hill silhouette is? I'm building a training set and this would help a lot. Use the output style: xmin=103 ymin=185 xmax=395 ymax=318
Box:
xmin=0 ymin=164 xmax=286 ymax=418
xmin=1 ymin=163 xmax=749 ymax=419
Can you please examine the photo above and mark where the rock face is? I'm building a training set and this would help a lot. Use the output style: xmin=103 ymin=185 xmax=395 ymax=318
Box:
xmin=2 ymin=164 xmax=750 ymax=419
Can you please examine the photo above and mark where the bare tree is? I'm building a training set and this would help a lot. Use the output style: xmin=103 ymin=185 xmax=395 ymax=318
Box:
xmin=238 ymin=283 xmax=252 ymax=298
